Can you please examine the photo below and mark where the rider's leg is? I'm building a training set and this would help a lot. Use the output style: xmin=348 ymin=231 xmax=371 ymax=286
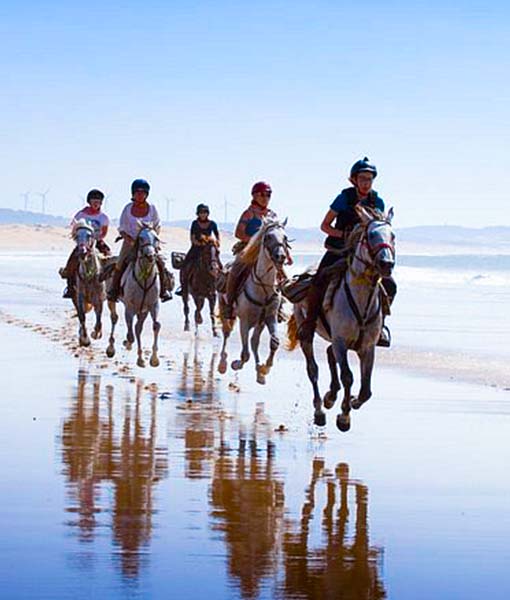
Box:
xmin=175 ymin=246 xmax=197 ymax=296
xmin=156 ymin=254 xmax=173 ymax=302
xmin=377 ymin=276 xmax=397 ymax=348
xmin=60 ymin=249 xmax=78 ymax=298
xmin=298 ymin=252 xmax=345 ymax=342
xmin=107 ymin=240 xmax=132 ymax=302
xmin=223 ymin=259 xmax=247 ymax=319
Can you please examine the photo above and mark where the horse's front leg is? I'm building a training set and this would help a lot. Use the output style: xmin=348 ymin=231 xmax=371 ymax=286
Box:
xmin=91 ymin=296 xmax=103 ymax=339
xmin=194 ymin=295 xmax=205 ymax=332
xmin=135 ymin=311 xmax=149 ymax=367
xmin=123 ymin=308 xmax=135 ymax=351
xmin=261 ymin=312 xmax=279 ymax=377
xmin=250 ymin=322 xmax=265 ymax=384
xmin=300 ymin=338 xmax=325 ymax=427
xmin=77 ymin=290 xmax=90 ymax=347
xmin=182 ymin=286 xmax=190 ymax=332
xmin=231 ymin=318 xmax=251 ymax=371
xmin=149 ymin=303 xmax=161 ymax=367
xmin=323 ymin=344 xmax=341 ymax=409
xmin=106 ymin=300 xmax=118 ymax=357
xmin=209 ymin=293 xmax=218 ymax=337
xmin=332 ymin=336 xmax=354 ymax=432
xmin=351 ymin=346 xmax=375 ymax=409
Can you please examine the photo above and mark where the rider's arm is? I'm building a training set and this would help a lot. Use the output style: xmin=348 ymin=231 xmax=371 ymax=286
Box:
xmin=151 ymin=205 xmax=162 ymax=235
xmin=118 ymin=205 xmax=135 ymax=243
xmin=212 ymin=221 xmax=220 ymax=245
xmin=320 ymin=209 xmax=344 ymax=239
xmin=234 ymin=209 xmax=252 ymax=242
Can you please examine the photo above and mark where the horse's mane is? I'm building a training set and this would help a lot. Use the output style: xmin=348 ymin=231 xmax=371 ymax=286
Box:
xmin=344 ymin=207 xmax=388 ymax=252
xmin=238 ymin=219 xmax=281 ymax=266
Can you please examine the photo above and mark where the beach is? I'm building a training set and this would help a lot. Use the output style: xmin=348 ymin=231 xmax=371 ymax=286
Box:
xmin=1 ymin=225 xmax=510 ymax=599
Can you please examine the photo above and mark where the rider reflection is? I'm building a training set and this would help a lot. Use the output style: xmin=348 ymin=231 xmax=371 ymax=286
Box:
xmin=60 ymin=371 xmax=168 ymax=580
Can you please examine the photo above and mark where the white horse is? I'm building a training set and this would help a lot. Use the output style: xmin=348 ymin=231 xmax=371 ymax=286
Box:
xmin=72 ymin=220 xmax=105 ymax=347
xmin=106 ymin=224 xmax=161 ymax=368
xmin=218 ymin=219 xmax=289 ymax=384
xmin=287 ymin=207 xmax=396 ymax=431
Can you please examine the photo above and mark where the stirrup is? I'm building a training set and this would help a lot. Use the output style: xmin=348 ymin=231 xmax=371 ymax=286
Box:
xmin=160 ymin=290 xmax=173 ymax=302
xmin=62 ymin=287 xmax=73 ymax=299
xmin=175 ymin=287 xmax=183 ymax=297
xmin=376 ymin=325 xmax=391 ymax=348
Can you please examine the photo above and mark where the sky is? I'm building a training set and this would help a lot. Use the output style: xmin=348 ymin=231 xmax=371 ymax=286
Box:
xmin=1 ymin=0 xmax=509 ymax=228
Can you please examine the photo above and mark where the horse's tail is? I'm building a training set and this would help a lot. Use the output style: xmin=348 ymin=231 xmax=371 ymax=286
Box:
xmin=285 ymin=313 xmax=300 ymax=351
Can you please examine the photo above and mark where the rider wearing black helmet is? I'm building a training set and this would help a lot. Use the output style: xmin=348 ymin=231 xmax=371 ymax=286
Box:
xmin=107 ymin=178 xmax=173 ymax=302
xmin=298 ymin=157 xmax=396 ymax=346
xmin=175 ymin=203 xmax=221 ymax=296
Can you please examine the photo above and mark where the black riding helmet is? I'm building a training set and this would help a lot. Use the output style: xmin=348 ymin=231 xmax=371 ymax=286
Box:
xmin=350 ymin=157 xmax=378 ymax=179
xmin=131 ymin=178 xmax=150 ymax=196
xmin=86 ymin=189 xmax=105 ymax=203
xmin=196 ymin=203 xmax=210 ymax=215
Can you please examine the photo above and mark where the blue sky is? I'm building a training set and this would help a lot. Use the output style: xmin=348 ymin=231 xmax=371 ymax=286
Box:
xmin=1 ymin=1 xmax=509 ymax=227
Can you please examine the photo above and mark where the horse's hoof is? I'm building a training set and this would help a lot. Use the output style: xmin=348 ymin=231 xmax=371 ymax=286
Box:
xmin=137 ymin=358 xmax=146 ymax=368
xmin=91 ymin=331 xmax=98 ymax=340
xmin=213 ymin=330 xmax=219 ymax=338
xmin=256 ymin=374 xmax=266 ymax=385
xmin=231 ymin=360 xmax=243 ymax=371
xmin=323 ymin=391 xmax=337 ymax=410
xmin=351 ymin=396 xmax=370 ymax=410
xmin=150 ymin=356 xmax=160 ymax=368
xmin=184 ymin=324 xmax=190 ymax=332
xmin=336 ymin=414 xmax=351 ymax=432
xmin=123 ymin=341 xmax=132 ymax=351
xmin=314 ymin=411 xmax=326 ymax=427
xmin=106 ymin=347 xmax=115 ymax=358
xmin=218 ymin=360 xmax=227 ymax=374
xmin=79 ymin=338 xmax=91 ymax=347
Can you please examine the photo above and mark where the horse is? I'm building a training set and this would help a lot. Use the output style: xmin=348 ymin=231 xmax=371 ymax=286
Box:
xmin=287 ymin=206 xmax=396 ymax=431
xmin=106 ymin=224 xmax=162 ymax=368
xmin=72 ymin=219 xmax=105 ymax=347
xmin=218 ymin=219 xmax=289 ymax=384
xmin=179 ymin=236 xmax=221 ymax=336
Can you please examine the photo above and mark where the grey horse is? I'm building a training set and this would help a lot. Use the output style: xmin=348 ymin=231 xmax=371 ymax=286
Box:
xmin=218 ymin=219 xmax=288 ymax=384
xmin=106 ymin=224 xmax=162 ymax=368
xmin=287 ymin=207 xmax=396 ymax=431
xmin=72 ymin=219 xmax=105 ymax=347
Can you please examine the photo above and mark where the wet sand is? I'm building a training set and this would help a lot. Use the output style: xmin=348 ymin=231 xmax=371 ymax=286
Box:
xmin=1 ymin=251 xmax=510 ymax=599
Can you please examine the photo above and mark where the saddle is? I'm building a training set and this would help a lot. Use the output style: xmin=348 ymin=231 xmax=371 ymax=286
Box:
xmin=281 ymin=270 xmax=316 ymax=303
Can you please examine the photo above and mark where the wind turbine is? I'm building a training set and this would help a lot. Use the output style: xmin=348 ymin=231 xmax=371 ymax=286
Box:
xmin=20 ymin=191 xmax=31 ymax=212
xmin=37 ymin=188 xmax=50 ymax=214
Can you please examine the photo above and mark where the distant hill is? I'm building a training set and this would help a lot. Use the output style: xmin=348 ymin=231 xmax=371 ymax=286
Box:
xmin=1 ymin=209 xmax=509 ymax=249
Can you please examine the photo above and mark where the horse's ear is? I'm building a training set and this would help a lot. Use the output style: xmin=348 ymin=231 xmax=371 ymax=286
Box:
xmin=387 ymin=207 xmax=394 ymax=223
xmin=282 ymin=217 xmax=288 ymax=227
xmin=355 ymin=205 xmax=372 ymax=224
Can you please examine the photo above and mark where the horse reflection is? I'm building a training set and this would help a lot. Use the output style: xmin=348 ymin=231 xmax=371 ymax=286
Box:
xmin=176 ymin=345 xmax=220 ymax=479
xmin=210 ymin=427 xmax=283 ymax=599
xmin=281 ymin=460 xmax=386 ymax=599
xmin=60 ymin=371 xmax=168 ymax=579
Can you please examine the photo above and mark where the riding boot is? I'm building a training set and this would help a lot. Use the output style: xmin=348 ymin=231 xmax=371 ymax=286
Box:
xmin=156 ymin=257 xmax=173 ymax=302
xmin=377 ymin=322 xmax=391 ymax=347
xmin=298 ymin=281 xmax=326 ymax=343
xmin=376 ymin=288 xmax=394 ymax=347
xmin=63 ymin=278 xmax=75 ymax=299
xmin=107 ymin=268 xmax=122 ymax=302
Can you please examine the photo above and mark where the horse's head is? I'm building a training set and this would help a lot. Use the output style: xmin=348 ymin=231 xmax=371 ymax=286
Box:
xmin=262 ymin=219 xmax=288 ymax=269
xmin=197 ymin=236 xmax=221 ymax=278
xmin=73 ymin=219 xmax=96 ymax=260
xmin=354 ymin=206 xmax=396 ymax=278
xmin=136 ymin=224 xmax=159 ymax=264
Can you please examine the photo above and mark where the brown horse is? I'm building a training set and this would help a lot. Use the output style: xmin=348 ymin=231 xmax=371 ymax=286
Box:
xmin=179 ymin=236 xmax=221 ymax=336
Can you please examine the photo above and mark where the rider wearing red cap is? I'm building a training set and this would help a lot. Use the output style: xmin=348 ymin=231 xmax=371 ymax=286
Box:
xmin=59 ymin=189 xmax=111 ymax=298
xmin=223 ymin=181 xmax=286 ymax=319
xmin=298 ymin=158 xmax=396 ymax=346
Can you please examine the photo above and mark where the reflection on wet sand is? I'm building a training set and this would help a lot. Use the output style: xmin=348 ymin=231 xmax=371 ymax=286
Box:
xmin=176 ymin=346 xmax=220 ymax=479
xmin=210 ymin=430 xmax=283 ymax=599
xmin=61 ymin=370 xmax=168 ymax=579
xmin=281 ymin=460 xmax=386 ymax=599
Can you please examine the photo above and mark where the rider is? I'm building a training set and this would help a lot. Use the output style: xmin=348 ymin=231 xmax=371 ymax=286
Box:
xmin=175 ymin=203 xmax=221 ymax=296
xmin=107 ymin=178 xmax=172 ymax=302
xmin=59 ymin=188 xmax=111 ymax=298
xmin=223 ymin=181 xmax=291 ymax=319
xmin=298 ymin=157 xmax=396 ymax=346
